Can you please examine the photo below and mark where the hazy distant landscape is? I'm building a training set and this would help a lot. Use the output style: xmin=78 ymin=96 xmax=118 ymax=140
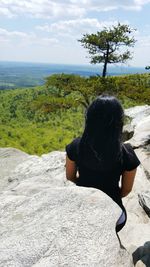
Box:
xmin=0 ymin=61 xmax=148 ymax=90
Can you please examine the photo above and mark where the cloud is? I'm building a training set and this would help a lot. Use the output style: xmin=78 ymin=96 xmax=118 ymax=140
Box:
xmin=38 ymin=18 xmax=111 ymax=31
xmin=135 ymin=0 xmax=150 ymax=5
xmin=0 ymin=28 xmax=29 ymax=39
xmin=0 ymin=27 xmax=58 ymax=46
xmin=0 ymin=0 xmax=85 ymax=19
xmin=36 ymin=19 xmax=130 ymax=43
xmin=36 ymin=18 xmax=121 ymax=38
xmin=0 ymin=0 xmax=150 ymax=19
xmin=74 ymin=0 xmax=150 ymax=11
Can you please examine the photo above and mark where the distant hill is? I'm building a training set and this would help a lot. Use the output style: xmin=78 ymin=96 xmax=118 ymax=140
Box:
xmin=0 ymin=61 xmax=148 ymax=90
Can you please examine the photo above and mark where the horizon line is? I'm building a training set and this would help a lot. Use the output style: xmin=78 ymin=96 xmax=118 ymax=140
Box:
xmin=0 ymin=60 xmax=147 ymax=69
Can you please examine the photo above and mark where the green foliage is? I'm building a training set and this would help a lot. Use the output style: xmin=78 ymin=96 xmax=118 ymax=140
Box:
xmin=114 ymin=73 xmax=150 ymax=105
xmin=0 ymin=85 xmax=84 ymax=155
xmin=45 ymin=73 xmax=108 ymax=108
xmin=0 ymin=72 xmax=149 ymax=155
xmin=79 ymin=23 xmax=136 ymax=77
xmin=45 ymin=73 xmax=150 ymax=108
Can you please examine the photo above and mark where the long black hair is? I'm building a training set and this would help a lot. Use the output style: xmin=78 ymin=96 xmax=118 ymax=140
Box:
xmin=79 ymin=95 xmax=124 ymax=171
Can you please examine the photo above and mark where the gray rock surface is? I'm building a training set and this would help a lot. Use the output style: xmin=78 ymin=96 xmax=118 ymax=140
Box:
xmin=135 ymin=147 xmax=150 ymax=179
xmin=118 ymin=106 xmax=150 ymax=266
xmin=5 ymin=151 xmax=68 ymax=191
xmin=125 ymin=105 xmax=150 ymax=126
xmin=0 ymin=148 xmax=131 ymax=266
xmin=125 ymin=105 xmax=150 ymax=148
xmin=119 ymin=166 xmax=150 ymax=251
xmin=0 ymin=147 xmax=30 ymax=192
xmin=0 ymin=181 xmax=131 ymax=267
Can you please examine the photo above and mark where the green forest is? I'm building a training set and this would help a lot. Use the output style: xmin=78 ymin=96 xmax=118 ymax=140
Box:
xmin=0 ymin=73 xmax=150 ymax=155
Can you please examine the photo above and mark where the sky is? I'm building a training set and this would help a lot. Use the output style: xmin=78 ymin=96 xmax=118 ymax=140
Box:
xmin=0 ymin=0 xmax=150 ymax=67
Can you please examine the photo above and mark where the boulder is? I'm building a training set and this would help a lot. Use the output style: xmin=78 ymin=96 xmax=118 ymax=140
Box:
xmin=115 ymin=105 xmax=150 ymax=267
xmin=118 ymin=166 xmax=150 ymax=267
xmin=0 ymin=148 xmax=132 ymax=266
xmin=0 ymin=184 xmax=131 ymax=267
xmin=119 ymin=165 xmax=150 ymax=248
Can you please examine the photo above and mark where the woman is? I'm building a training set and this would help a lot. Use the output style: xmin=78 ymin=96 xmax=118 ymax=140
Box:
xmin=66 ymin=95 xmax=140 ymax=232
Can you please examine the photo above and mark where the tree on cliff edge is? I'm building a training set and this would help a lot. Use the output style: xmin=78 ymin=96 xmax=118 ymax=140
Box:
xmin=79 ymin=23 xmax=136 ymax=77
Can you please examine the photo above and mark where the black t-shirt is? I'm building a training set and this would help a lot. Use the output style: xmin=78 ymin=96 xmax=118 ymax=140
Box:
xmin=66 ymin=137 xmax=140 ymax=209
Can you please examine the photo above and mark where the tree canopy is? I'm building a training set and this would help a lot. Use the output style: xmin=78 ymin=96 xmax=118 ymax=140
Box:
xmin=45 ymin=73 xmax=109 ymax=108
xmin=79 ymin=23 xmax=136 ymax=77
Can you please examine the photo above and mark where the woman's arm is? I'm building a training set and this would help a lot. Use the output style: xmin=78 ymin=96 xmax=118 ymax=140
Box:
xmin=120 ymin=168 xmax=137 ymax=198
xmin=66 ymin=155 xmax=77 ymax=183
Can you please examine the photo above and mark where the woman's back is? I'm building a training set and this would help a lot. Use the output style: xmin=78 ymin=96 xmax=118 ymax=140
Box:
xmin=66 ymin=136 xmax=140 ymax=209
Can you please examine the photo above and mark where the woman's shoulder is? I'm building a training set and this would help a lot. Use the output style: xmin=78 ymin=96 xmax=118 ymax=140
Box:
xmin=70 ymin=137 xmax=81 ymax=145
xmin=122 ymin=142 xmax=140 ymax=171
xmin=66 ymin=137 xmax=81 ymax=161
xmin=67 ymin=137 xmax=81 ymax=149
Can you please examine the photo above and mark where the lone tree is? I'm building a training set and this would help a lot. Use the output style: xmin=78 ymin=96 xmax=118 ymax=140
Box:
xmin=79 ymin=23 xmax=136 ymax=77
